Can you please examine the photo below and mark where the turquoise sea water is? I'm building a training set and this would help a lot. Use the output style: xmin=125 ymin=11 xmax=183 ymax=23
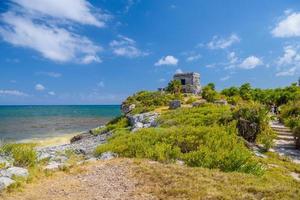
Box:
xmin=0 ymin=105 xmax=121 ymax=142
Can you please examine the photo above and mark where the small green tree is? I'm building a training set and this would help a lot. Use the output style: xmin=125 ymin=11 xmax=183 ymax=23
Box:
xmin=202 ymin=85 xmax=217 ymax=102
xmin=166 ymin=80 xmax=182 ymax=94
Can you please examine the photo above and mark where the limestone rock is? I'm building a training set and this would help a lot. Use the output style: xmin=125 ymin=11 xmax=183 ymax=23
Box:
xmin=121 ymin=104 xmax=135 ymax=114
xmin=44 ymin=161 xmax=62 ymax=171
xmin=99 ymin=152 xmax=117 ymax=160
xmin=214 ymin=99 xmax=228 ymax=105
xmin=169 ymin=100 xmax=181 ymax=110
xmin=192 ymin=99 xmax=207 ymax=107
xmin=70 ymin=131 xmax=92 ymax=143
xmin=6 ymin=167 xmax=29 ymax=178
xmin=0 ymin=177 xmax=15 ymax=190
xmin=128 ymin=112 xmax=159 ymax=131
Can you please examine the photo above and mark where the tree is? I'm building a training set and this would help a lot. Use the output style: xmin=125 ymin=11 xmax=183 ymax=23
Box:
xmin=202 ymin=85 xmax=217 ymax=102
xmin=207 ymin=83 xmax=216 ymax=90
xmin=166 ymin=80 xmax=182 ymax=94
xmin=239 ymin=83 xmax=252 ymax=101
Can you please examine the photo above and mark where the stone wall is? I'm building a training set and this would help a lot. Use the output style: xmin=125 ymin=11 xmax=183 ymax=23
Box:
xmin=173 ymin=72 xmax=201 ymax=94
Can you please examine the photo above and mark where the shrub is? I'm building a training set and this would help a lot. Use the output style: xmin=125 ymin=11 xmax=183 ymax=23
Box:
xmin=185 ymin=96 xmax=198 ymax=104
xmin=123 ymin=91 xmax=179 ymax=114
xmin=166 ymin=80 xmax=182 ymax=94
xmin=233 ymin=102 xmax=269 ymax=143
xmin=95 ymin=125 xmax=262 ymax=175
xmin=0 ymin=143 xmax=37 ymax=167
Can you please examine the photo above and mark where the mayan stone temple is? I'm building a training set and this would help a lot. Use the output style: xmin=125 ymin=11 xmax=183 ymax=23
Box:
xmin=173 ymin=72 xmax=201 ymax=94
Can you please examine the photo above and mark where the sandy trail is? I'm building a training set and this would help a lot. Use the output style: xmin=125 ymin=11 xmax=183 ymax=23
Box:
xmin=1 ymin=159 xmax=155 ymax=200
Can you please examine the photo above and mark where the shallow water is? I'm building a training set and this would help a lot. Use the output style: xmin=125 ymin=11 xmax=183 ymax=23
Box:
xmin=0 ymin=105 xmax=121 ymax=142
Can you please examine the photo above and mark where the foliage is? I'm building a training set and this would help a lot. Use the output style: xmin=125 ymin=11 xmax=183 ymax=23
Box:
xmin=185 ymin=96 xmax=198 ymax=104
xmin=201 ymin=84 xmax=217 ymax=102
xmin=0 ymin=143 xmax=37 ymax=167
xmin=279 ymin=100 xmax=300 ymax=148
xmin=123 ymin=91 xmax=179 ymax=114
xmin=233 ymin=102 xmax=274 ymax=149
xmin=91 ymin=116 xmax=130 ymax=135
xmin=96 ymin=105 xmax=262 ymax=175
xmin=166 ymin=80 xmax=182 ymax=94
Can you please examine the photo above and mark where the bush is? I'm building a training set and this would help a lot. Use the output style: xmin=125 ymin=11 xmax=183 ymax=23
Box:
xmin=0 ymin=143 xmax=37 ymax=167
xmin=233 ymin=102 xmax=269 ymax=143
xmin=122 ymin=91 xmax=179 ymax=114
xmin=95 ymin=125 xmax=262 ymax=175
xmin=91 ymin=116 xmax=130 ymax=135
xmin=185 ymin=96 xmax=198 ymax=104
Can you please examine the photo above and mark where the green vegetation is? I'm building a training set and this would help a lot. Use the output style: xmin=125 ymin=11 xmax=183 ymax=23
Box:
xmin=201 ymin=82 xmax=218 ymax=102
xmin=0 ymin=143 xmax=37 ymax=167
xmin=280 ymin=100 xmax=300 ymax=148
xmin=166 ymin=79 xmax=182 ymax=94
xmin=91 ymin=116 xmax=130 ymax=135
xmin=96 ymin=104 xmax=262 ymax=175
xmin=122 ymin=91 xmax=179 ymax=114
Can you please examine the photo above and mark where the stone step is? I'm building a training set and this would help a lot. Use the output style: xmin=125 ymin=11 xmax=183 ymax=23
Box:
xmin=275 ymin=143 xmax=296 ymax=150
xmin=276 ymin=131 xmax=294 ymax=136
xmin=277 ymin=135 xmax=295 ymax=141
xmin=272 ymin=127 xmax=292 ymax=132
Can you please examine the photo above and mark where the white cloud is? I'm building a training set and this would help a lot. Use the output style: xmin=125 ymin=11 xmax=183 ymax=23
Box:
xmin=175 ymin=68 xmax=183 ymax=74
xmin=0 ymin=1 xmax=103 ymax=64
xmin=277 ymin=45 xmax=300 ymax=66
xmin=275 ymin=45 xmax=300 ymax=76
xmin=155 ymin=55 xmax=178 ymax=66
xmin=227 ymin=52 xmax=238 ymax=64
xmin=0 ymin=89 xmax=28 ymax=96
xmin=36 ymin=72 xmax=62 ymax=78
xmin=186 ymin=54 xmax=201 ymax=62
xmin=158 ymin=78 xmax=166 ymax=82
xmin=48 ymin=91 xmax=56 ymax=96
xmin=110 ymin=35 xmax=147 ymax=58
xmin=220 ymin=75 xmax=231 ymax=81
xmin=10 ymin=0 xmax=108 ymax=27
xmin=276 ymin=67 xmax=297 ymax=77
xmin=239 ymin=56 xmax=263 ymax=69
xmin=97 ymin=81 xmax=105 ymax=88
xmin=272 ymin=12 xmax=300 ymax=37
xmin=207 ymin=34 xmax=240 ymax=49
xmin=35 ymin=84 xmax=45 ymax=91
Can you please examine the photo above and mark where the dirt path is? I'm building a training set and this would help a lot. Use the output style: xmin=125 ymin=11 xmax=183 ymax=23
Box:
xmin=1 ymin=159 xmax=155 ymax=200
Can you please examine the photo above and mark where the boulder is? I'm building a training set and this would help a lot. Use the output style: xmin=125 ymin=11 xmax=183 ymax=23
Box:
xmin=6 ymin=167 xmax=29 ymax=178
xmin=169 ymin=100 xmax=181 ymax=109
xmin=0 ymin=177 xmax=15 ymax=191
xmin=44 ymin=161 xmax=62 ymax=171
xmin=121 ymin=104 xmax=135 ymax=114
xmin=70 ymin=132 xmax=92 ymax=143
xmin=99 ymin=152 xmax=117 ymax=160
xmin=128 ymin=112 xmax=159 ymax=131
xmin=0 ymin=156 xmax=11 ymax=168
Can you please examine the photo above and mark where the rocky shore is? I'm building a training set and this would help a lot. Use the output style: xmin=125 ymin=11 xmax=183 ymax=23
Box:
xmin=0 ymin=110 xmax=160 ymax=191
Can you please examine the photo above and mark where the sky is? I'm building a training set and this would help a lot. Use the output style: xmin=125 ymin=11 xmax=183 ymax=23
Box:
xmin=0 ymin=0 xmax=300 ymax=105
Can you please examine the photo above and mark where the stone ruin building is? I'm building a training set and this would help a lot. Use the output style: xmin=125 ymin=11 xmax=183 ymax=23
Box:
xmin=173 ymin=72 xmax=201 ymax=94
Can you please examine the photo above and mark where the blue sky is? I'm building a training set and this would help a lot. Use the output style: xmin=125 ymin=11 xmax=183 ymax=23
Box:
xmin=0 ymin=0 xmax=300 ymax=105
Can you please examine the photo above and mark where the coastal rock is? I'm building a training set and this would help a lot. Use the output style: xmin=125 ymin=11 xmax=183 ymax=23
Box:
xmin=0 ymin=156 xmax=11 ymax=168
xmin=99 ymin=152 xmax=117 ymax=160
xmin=128 ymin=112 xmax=159 ymax=131
xmin=0 ymin=177 xmax=15 ymax=190
xmin=121 ymin=104 xmax=135 ymax=114
xmin=6 ymin=167 xmax=29 ymax=178
xmin=169 ymin=100 xmax=181 ymax=110
xmin=70 ymin=131 xmax=92 ymax=143
xmin=44 ymin=161 xmax=62 ymax=171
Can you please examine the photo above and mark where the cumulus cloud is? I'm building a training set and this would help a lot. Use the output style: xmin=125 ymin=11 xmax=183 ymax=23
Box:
xmin=10 ymin=0 xmax=108 ymax=27
xmin=239 ymin=56 xmax=263 ymax=69
xmin=35 ymin=84 xmax=45 ymax=91
xmin=155 ymin=55 xmax=178 ymax=66
xmin=207 ymin=34 xmax=240 ymax=49
xmin=0 ymin=0 xmax=104 ymax=64
xmin=0 ymin=89 xmax=28 ymax=96
xmin=48 ymin=91 xmax=56 ymax=96
xmin=276 ymin=67 xmax=297 ymax=77
xmin=110 ymin=35 xmax=147 ymax=58
xmin=272 ymin=12 xmax=300 ymax=37
xmin=175 ymin=68 xmax=183 ymax=74
xmin=275 ymin=45 xmax=300 ymax=76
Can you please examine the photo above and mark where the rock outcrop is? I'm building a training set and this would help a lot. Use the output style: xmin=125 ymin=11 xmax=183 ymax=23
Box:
xmin=169 ymin=100 xmax=181 ymax=110
xmin=128 ymin=112 xmax=159 ymax=131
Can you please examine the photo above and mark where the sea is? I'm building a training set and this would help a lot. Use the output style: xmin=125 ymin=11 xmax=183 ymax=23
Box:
xmin=0 ymin=105 xmax=121 ymax=142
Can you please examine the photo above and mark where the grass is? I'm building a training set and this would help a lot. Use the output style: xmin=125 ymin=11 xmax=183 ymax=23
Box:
xmin=131 ymin=157 xmax=300 ymax=200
